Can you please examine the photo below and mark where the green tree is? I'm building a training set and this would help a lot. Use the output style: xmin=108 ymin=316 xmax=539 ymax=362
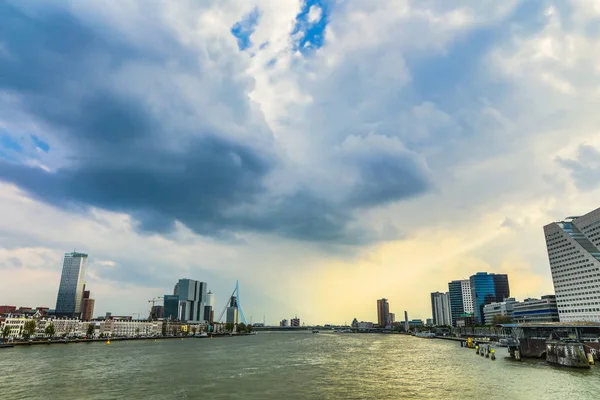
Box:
xmin=192 ymin=327 xmax=197 ymax=335
xmin=237 ymin=323 xmax=247 ymax=333
xmin=23 ymin=320 xmax=37 ymax=339
xmin=87 ymin=324 xmax=95 ymax=337
xmin=135 ymin=327 xmax=140 ymax=336
xmin=493 ymin=315 xmax=512 ymax=325
xmin=2 ymin=325 xmax=11 ymax=338
xmin=225 ymin=323 xmax=234 ymax=332
xmin=246 ymin=324 xmax=253 ymax=332
xmin=45 ymin=323 xmax=56 ymax=337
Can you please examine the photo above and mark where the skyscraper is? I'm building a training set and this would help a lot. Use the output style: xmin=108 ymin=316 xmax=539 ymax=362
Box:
xmin=430 ymin=292 xmax=451 ymax=326
xmin=55 ymin=252 xmax=88 ymax=318
xmin=81 ymin=290 xmax=95 ymax=321
xmin=469 ymin=272 xmax=510 ymax=324
xmin=377 ymin=298 xmax=390 ymax=327
xmin=174 ymin=279 xmax=208 ymax=322
xmin=448 ymin=280 xmax=473 ymax=326
xmin=544 ymin=209 xmax=600 ymax=322
xmin=163 ymin=294 xmax=179 ymax=320
xmin=226 ymin=295 xmax=239 ymax=325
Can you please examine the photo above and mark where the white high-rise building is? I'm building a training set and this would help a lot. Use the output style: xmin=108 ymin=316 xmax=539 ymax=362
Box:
xmin=544 ymin=208 xmax=600 ymax=322
xmin=461 ymin=280 xmax=474 ymax=313
xmin=430 ymin=292 xmax=452 ymax=326
xmin=206 ymin=290 xmax=215 ymax=308
xmin=55 ymin=252 xmax=88 ymax=318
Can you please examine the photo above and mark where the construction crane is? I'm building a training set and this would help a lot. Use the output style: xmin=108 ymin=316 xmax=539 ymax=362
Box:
xmin=148 ymin=296 xmax=163 ymax=320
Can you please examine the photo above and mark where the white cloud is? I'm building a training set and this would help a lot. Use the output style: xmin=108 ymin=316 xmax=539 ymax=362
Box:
xmin=307 ymin=5 xmax=322 ymax=24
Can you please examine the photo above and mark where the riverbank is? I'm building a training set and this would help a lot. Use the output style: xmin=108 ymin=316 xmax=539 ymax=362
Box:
xmin=0 ymin=332 xmax=254 ymax=348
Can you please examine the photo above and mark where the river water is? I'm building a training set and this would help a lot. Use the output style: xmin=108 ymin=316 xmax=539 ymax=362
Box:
xmin=1 ymin=332 xmax=599 ymax=399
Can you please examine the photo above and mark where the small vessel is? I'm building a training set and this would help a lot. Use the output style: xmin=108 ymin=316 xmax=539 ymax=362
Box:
xmin=312 ymin=329 xmax=320 ymax=333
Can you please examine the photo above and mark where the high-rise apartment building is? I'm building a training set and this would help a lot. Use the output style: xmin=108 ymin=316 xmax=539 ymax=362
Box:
xmin=290 ymin=317 xmax=300 ymax=327
xmin=377 ymin=298 xmax=390 ymax=327
xmin=544 ymin=209 xmax=600 ymax=322
xmin=430 ymin=292 xmax=452 ymax=326
xmin=469 ymin=272 xmax=510 ymax=324
xmin=55 ymin=252 xmax=88 ymax=318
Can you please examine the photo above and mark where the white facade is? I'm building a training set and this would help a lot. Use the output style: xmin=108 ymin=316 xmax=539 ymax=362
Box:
xmin=545 ymin=208 xmax=600 ymax=322
xmin=100 ymin=320 xmax=163 ymax=337
xmin=1 ymin=316 xmax=27 ymax=338
xmin=206 ymin=290 xmax=215 ymax=308
xmin=461 ymin=280 xmax=474 ymax=313
xmin=430 ymin=292 xmax=452 ymax=326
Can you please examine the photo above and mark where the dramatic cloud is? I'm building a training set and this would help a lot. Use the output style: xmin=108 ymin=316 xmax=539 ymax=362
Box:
xmin=2 ymin=0 xmax=600 ymax=322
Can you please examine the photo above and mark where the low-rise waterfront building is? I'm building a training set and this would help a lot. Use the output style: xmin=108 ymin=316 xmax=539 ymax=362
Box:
xmin=409 ymin=319 xmax=424 ymax=328
xmin=100 ymin=319 xmax=162 ymax=337
xmin=280 ymin=319 xmax=288 ymax=327
xmin=483 ymin=298 xmax=517 ymax=324
xmin=455 ymin=313 xmax=475 ymax=327
xmin=512 ymin=295 xmax=559 ymax=323
xmin=357 ymin=321 xmax=374 ymax=331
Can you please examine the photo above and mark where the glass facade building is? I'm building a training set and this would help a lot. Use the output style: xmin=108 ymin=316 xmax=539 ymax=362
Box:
xmin=55 ymin=252 xmax=88 ymax=318
xmin=469 ymin=272 xmax=510 ymax=324
xmin=448 ymin=281 xmax=464 ymax=327
xmin=164 ymin=279 xmax=208 ymax=322
xmin=163 ymin=295 xmax=179 ymax=320
xmin=448 ymin=279 xmax=474 ymax=327
xmin=544 ymin=208 xmax=600 ymax=322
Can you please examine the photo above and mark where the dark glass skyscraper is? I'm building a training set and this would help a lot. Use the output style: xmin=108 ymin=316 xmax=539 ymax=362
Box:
xmin=55 ymin=252 xmax=88 ymax=318
xmin=448 ymin=281 xmax=464 ymax=326
xmin=470 ymin=272 xmax=510 ymax=324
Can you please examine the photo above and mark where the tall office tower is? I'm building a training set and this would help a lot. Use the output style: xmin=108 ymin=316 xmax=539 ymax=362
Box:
xmin=469 ymin=272 xmax=510 ymax=324
xmin=430 ymin=291 xmax=452 ymax=326
xmin=163 ymin=295 xmax=180 ymax=320
xmin=404 ymin=311 xmax=409 ymax=331
xmin=81 ymin=290 xmax=95 ymax=321
xmin=55 ymin=252 xmax=88 ymax=318
xmin=290 ymin=317 xmax=300 ymax=327
xmin=174 ymin=279 xmax=208 ymax=323
xmin=226 ymin=295 xmax=239 ymax=325
xmin=544 ymin=209 xmax=600 ymax=322
xmin=449 ymin=280 xmax=464 ymax=326
xmin=377 ymin=298 xmax=390 ymax=327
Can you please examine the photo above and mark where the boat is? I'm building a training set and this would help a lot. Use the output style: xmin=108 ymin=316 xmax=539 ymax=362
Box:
xmin=312 ymin=329 xmax=320 ymax=333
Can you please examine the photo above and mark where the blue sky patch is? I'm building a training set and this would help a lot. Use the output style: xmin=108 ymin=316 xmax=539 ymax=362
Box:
xmin=231 ymin=7 xmax=261 ymax=51
xmin=31 ymin=134 xmax=50 ymax=152
xmin=0 ymin=133 xmax=23 ymax=153
xmin=291 ymin=0 xmax=330 ymax=53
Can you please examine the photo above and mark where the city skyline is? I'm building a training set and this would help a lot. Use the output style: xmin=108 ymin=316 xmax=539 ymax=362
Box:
xmin=2 ymin=1 xmax=600 ymax=324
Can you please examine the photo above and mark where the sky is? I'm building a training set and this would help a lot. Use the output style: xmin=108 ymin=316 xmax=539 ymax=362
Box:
xmin=1 ymin=0 xmax=600 ymax=325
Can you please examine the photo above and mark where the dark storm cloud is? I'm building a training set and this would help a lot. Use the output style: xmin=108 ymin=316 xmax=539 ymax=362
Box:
xmin=0 ymin=2 xmax=431 ymax=243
